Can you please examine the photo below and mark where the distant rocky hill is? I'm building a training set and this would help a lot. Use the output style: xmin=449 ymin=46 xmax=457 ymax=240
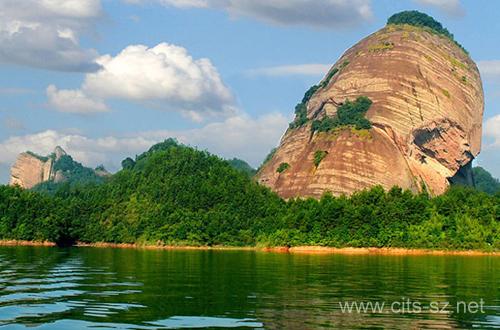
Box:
xmin=9 ymin=146 xmax=109 ymax=190
xmin=256 ymin=11 xmax=484 ymax=198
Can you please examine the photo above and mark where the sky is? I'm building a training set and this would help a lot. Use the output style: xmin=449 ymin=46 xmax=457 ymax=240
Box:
xmin=0 ymin=0 xmax=499 ymax=183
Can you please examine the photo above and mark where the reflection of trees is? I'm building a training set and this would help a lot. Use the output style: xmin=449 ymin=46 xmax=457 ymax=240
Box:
xmin=0 ymin=247 xmax=498 ymax=329
xmin=250 ymin=254 xmax=499 ymax=329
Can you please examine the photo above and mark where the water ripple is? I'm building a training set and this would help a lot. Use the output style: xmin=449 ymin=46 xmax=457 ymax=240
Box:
xmin=0 ymin=248 xmax=498 ymax=329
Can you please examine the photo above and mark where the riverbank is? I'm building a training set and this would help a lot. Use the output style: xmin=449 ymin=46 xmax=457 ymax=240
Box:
xmin=0 ymin=240 xmax=56 ymax=247
xmin=1 ymin=240 xmax=498 ymax=256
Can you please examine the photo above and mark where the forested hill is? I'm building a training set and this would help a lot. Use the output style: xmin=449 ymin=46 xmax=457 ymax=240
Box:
xmin=473 ymin=167 xmax=500 ymax=195
xmin=0 ymin=139 xmax=498 ymax=250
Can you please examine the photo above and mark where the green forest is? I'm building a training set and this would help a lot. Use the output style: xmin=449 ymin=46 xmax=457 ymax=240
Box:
xmin=0 ymin=139 xmax=499 ymax=250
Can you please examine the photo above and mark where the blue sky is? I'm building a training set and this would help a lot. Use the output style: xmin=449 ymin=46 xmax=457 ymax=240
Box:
xmin=0 ymin=0 xmax=499 ymax=183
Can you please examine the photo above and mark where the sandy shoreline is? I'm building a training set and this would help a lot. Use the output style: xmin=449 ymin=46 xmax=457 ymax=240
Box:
xmin=0 ymin=240 xmax=56 ymax=247
xmin=1 ymin=240 xmax=498 ymax=256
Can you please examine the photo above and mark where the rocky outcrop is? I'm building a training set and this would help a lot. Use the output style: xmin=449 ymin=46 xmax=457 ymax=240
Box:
xmin=9 ymin=147 xmax=70 ymax=189
xmin=9 ymin=146 xmax=106 ymax=189
xmin=10 ymin=153 xmax=53 ymax=189
xmin=257 ymin=23 xmax=484 ymax=198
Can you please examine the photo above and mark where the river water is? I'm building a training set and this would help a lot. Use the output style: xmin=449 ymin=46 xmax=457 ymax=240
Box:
xmin=0 ymin=246 xmax=498 ymax=329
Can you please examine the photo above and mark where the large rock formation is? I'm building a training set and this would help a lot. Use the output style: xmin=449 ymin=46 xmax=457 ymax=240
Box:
xmin=10 ymin=152 xmax=54 ymax=189
xmin=257 ymin=16 xmax=484 ymax=198
xmin=10 ymin=146 xmax=109 ymax=189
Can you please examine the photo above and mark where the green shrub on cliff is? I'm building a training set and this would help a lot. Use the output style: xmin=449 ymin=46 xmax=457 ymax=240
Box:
xmin=313 ymin=151 xmax=327 ymax=167
xmin=277 ymin=162 xmax=290 ymax=173
xmin=312 ymin=96 xmax=372 ymax=132
xmin=289 ymin=103 xmax=308 ymax=129
xmin=289 ymin=67 xmax=341 ymax=129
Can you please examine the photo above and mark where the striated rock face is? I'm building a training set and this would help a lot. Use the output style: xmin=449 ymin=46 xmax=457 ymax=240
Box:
xmin=257 ymin=24 xmax=484 ymax=198
xmin=10 ymin=153 xmax=53 ymax=189
xmin=9 ymin=146 xmax=72 ymax=189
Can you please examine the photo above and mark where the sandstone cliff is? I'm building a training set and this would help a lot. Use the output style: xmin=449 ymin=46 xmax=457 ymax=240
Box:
xmin=257 ymin=18 xmax=484 ymax=198
xmin=10 ymin=152 xmax=54 ymax=189
xmin=9 ymin=147 xmax=108 ymax=189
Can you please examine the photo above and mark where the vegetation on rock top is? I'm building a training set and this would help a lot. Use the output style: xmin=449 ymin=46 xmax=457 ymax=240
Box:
xmin=25 ymin=151 xmax=50 ymax=162
xmin=387 ymin=10 xmax=468 ymax=54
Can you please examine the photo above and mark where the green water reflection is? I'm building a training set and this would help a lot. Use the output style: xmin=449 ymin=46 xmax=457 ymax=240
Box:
xmin=0 ymin=247 xmax=498 ymax=329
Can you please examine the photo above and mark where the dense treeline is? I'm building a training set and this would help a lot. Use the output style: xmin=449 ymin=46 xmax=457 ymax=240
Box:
xmin=1 ymin=140 xmax=499 ymax=250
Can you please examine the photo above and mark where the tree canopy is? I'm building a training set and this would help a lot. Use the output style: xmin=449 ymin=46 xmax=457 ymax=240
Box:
xmin=387 ymin=10 xmax=467 ymax=53
xmin=1 ymin=140 xmax=498 ymax=250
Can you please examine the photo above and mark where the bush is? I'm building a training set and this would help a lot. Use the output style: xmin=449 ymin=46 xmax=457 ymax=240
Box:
xmin=314 ymin=151 xmax=328 ymax=167
xmin=289 ymin=103 xmax=308 ymax=129
xmin=277 ymin=162 xmax=290 ymax=173
xmin=312 ymin=96 xmax=372 ymax=132
xmin=289 ymin=66 xmax=342 ymax=129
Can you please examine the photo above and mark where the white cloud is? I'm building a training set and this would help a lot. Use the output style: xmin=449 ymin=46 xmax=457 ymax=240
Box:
xmin=414 ymin=0 xmax=464 ymax=17
xmin=0 ymin=0 xmax=102 ymax=71
xmin=159 ymin=112 xmax=289 ymax=164
xmin=0 ymin=112 xmax=289 ymax=182
xmin=246 ymin=64 xmax=331 ymax=77
xmin=46 ymin=85 xmax=109 ymax=114
xmin=484 ymin=115 xmax=500 ymax=149
xmin=47 ymin=43 xmax=235 ymax=119
xmin=478 ymin=60 xmax=500 ymax=79
xmin=135 ymin=0 xmax=373 ymax=29
xmin=39 ymin=0 xmax=103 ymax=18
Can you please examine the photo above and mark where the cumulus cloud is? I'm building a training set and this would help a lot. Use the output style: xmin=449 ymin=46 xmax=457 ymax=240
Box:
xmin=478 ymin=60 xmax=500 ymax=79
xmin=0 ymin=112 xmax=289 ymax=182
xmin=47 ymin=85 xmax=108 ymax=114
xmin=134 ymin=0 xmax=373 ymax=29
xmin=156 ymin=112 xmax=289 ymax=164
xmin=47 ymin=43 xmax=235 ymax=119
xmin=0 ymin=0 xmax=102 ymax=71
xmin=413 ymin=0 xmax=465 ymax=17
xmin=246 ymin=64 xmax=331 ymax=77
xmin=484 ymin=115 xmax=500 ymax=149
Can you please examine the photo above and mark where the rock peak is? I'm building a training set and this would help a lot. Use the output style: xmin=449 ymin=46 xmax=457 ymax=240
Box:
xmin=256 ymin=24 xmax=483 ymax=198
xmin=54 ymin=146 xmax=67 ymax=161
